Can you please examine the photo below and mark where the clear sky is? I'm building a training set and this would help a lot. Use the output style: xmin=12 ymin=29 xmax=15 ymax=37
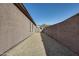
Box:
xmin=24 ymin=3 xmax=79 ymax=25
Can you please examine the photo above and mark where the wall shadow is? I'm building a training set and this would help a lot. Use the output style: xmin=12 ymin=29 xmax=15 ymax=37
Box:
xmin=40 ymin=32 xmax=78 ymax=56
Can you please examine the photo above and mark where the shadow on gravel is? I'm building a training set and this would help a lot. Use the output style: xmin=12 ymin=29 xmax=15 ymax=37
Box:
xmin=41 ymin=32 xmax=78 ymax=56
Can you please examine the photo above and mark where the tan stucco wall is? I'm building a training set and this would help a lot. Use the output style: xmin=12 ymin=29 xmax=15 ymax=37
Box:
xmin=33 ymin=24 xmax=36 ymax=32
xmin=30 ymin=22 xmax=33 ymax=32
xmin=0 ymin=3 xmax=36 ymax=55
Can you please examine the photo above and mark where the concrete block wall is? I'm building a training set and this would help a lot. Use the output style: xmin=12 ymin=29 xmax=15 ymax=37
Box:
xmin=0 ymin=3 xmax=36 ymax=55
xmin=43 ymin=13 xmax=79 ymax=55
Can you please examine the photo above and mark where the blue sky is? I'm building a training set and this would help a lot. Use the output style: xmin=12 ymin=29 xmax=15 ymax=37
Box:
xmin=24 ymin=3 xmax=79 ymax=25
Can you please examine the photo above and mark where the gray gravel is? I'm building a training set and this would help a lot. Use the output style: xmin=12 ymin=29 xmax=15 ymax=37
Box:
xmin=41 ymin=33 xmax=78 ymax=56
xmin=3 ymin=33 xmax=46 ymax=56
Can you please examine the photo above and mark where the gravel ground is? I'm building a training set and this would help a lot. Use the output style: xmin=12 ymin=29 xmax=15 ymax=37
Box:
xmin=2 ymin=32 xmax=78 ymax=56
xmin=41 ymin=33 xmax=78 ymax=56
xmin=3 ymin=33 xmax=46 ymax=56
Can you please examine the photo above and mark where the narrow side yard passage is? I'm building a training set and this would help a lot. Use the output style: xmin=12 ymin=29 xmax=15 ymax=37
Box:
xmin=41 ymin=33 xmax=78 ymax=56
xmin=3 ymin=33 xmax=46 ymax=56
xmin=2 ymin=32 xmax=78 ymax=56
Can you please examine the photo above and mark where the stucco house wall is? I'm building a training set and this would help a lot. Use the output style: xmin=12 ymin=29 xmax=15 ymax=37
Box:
xmin=0 ymin=3 xmax=36 ymax=55
xmin=33 ymin=24 xmax=36 ymax=32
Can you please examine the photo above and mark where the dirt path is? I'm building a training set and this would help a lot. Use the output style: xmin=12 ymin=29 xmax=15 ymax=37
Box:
xmin=41 ymin=33 xmax=78 ymax=56
xmin=3 ymin=33 xmax=46 ymax=56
